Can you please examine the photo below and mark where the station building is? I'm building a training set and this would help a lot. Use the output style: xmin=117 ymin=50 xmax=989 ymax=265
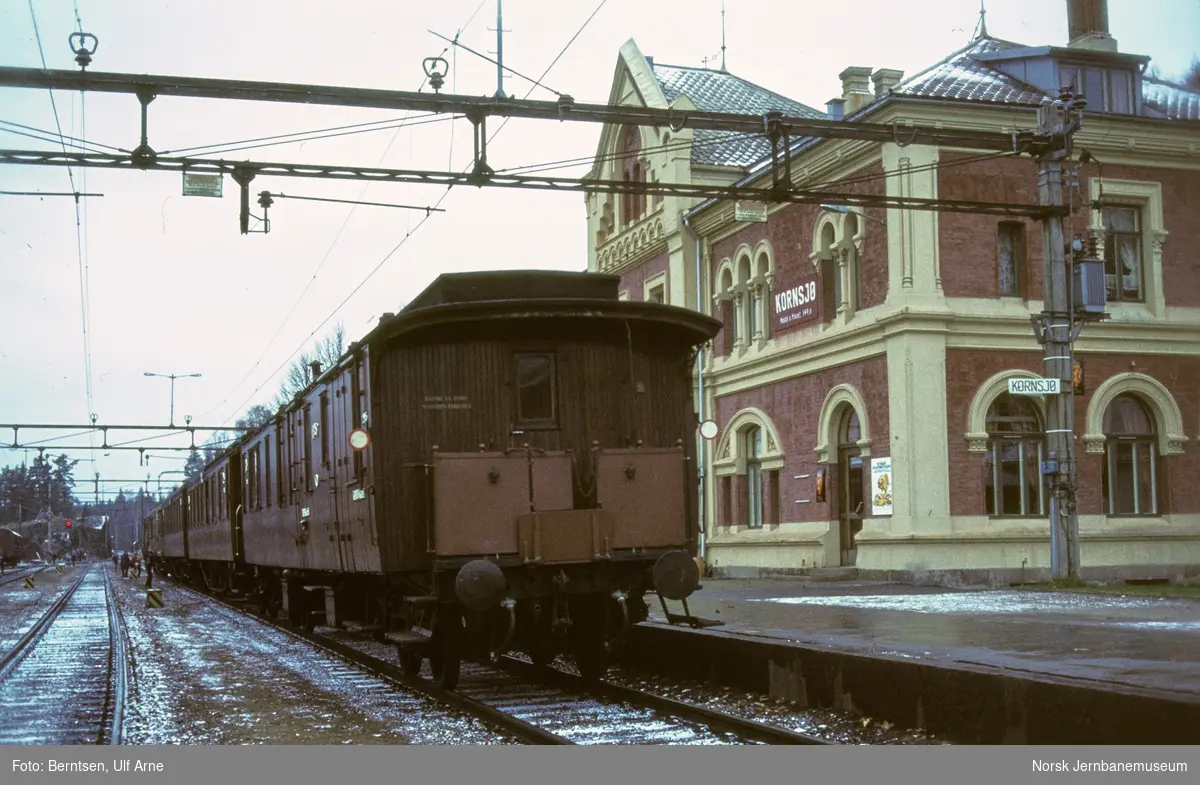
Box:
xmin=584 ymin=1 xmax=1200 ymax=581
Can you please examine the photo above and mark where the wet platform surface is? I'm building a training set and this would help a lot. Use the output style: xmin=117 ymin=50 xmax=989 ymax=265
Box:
xmin=649 ymin=579 xmax=1200 ymax=699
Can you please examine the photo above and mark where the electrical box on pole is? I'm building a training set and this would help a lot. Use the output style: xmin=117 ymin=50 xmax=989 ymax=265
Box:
xmin=1032 ymin=89 xmax=1087 ymax=580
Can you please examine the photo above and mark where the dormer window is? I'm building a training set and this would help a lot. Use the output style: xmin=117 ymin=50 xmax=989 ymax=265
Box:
xmin=1059 ymin=64 xmax=1133 ymax=114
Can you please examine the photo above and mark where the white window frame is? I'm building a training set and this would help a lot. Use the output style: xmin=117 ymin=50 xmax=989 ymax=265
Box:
xmin=644 ymin=270 xmax=668 ymax=304
xmin=1088 ymin=179 xmax=1168 ymax=317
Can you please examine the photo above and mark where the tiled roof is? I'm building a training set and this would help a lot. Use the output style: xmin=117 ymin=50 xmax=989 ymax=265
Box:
xmin=892 ymin=37 xmax=1045 ymax=106
xmin=650 ymin=63 xmax=825 ymax=167
xmin=892 ymin=36 xmax=1200 ymax=121
xmin=685 ymin=36 xmax=1198 ymax=218
xmin=1143 ymin=77 xmax=1200 ymax=121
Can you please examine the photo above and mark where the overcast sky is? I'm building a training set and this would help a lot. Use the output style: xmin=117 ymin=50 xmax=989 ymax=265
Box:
xmin=1 ymin=0 xmax=1195 ymax=502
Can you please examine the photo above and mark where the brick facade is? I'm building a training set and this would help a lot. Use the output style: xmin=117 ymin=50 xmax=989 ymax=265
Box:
xmin=709 ymin=162 xmax=888 ymax=353
xmin=946 ymin=349 xmax=1200 ymax=517
xmin=617 ymin=249 xmax=669 ymax=302
xmin=714 ymin=355 xmax=889 ymax=526
xmin=938 ymin=156 xmax=1200 ymax=306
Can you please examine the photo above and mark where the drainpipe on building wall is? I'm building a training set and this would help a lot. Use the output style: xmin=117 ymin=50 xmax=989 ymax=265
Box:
xmin=682 ymin=211 xmax=706 ymax=562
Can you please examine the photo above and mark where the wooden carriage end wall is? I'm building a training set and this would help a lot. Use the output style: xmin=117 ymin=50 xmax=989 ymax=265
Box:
xmin=372 ymin=318 xmax=700 ymax=573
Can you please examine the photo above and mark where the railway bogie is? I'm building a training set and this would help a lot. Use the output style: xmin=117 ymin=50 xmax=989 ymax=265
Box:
xmin=144 ymin=270 xmax=719 ymax=687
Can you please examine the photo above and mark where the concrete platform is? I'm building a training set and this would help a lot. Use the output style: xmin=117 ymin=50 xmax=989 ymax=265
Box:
xmin=623 ymin=579 xmax=1200 ymax=743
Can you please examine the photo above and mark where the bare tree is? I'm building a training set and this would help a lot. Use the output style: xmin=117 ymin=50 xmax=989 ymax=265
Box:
xmin=274 ymin=323 xmax=346 ymax=408
xmin=1185 ymin=57 xmax=1200 ymax=91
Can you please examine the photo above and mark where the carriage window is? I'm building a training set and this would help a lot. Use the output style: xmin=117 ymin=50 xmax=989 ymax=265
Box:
xmin=514 ymin=353 xmax=556 ymax=425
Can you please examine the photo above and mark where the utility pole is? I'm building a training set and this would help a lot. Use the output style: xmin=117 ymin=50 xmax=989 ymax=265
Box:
xmin=491 ymin=0 xmax=507 ymax=99
xmin=1033 ymin=89 xmax=1086 ymax=580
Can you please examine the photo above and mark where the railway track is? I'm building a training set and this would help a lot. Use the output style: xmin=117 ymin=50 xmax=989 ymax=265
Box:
xmin=0 ymin=565 xmax=48 ymax=588
xmin=0 ymin=565 xmax=129 ymax=744
xmin=179 ymin=579 xmax=834 ymax=745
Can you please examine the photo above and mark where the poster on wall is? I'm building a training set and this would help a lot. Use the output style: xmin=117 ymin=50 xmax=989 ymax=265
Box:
xmin=814 ymin=469 xmax=826 ymax=503
xmin=870 ymin=457 xmax=893 ymax=516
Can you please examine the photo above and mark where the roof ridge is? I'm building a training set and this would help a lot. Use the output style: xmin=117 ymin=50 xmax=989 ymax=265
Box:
xmin=650 ymin=60 xmax=824 ymax=118
xmin=893 ymin=34 xmax=1024 ymax=92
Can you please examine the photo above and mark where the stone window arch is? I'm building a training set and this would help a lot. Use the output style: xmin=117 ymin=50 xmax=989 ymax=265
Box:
xmin=809 ymin=209 xmax=865 ymax=324
xmin=983 ymin=394 xmax=1046 ymax=517
xmin=811 ymin=217 xmax=841 ymax=320
xmin=737 ymin=251 xmax=755 ymax=345
xmin=713 ymin=408 xmax=784 ymax=529
xmin=815 ymin=384 xmax=872 ymax=464
xmin=1082 ymin=372 xmax=1187 ymax=457
xmin=1101 ymin=394 xmax=1162 ymax=516
xmin=714 ymin=259 xmax=737 ymax=352
xmin=751 ymin=240 xmax=775 ymax=345
xmin=965 ymin=370 xmax=1047 ymax=452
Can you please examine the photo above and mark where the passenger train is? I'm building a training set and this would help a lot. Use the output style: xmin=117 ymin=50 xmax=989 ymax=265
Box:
xmin=144 ymin=270 xmax=719 ymax=687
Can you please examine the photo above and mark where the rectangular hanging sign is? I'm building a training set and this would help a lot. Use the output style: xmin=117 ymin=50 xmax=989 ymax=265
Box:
xmin=1007 ymin=378 xmax=1061 ymax=395
xmin=182 ymin=173 xmax=223 ymax=197
xmin=734 ymin=201 xmax=768 ymax=222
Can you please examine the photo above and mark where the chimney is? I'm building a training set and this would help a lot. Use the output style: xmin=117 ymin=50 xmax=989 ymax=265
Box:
xmin=309 ymin=361 xmax=322 ymax=379
xmin=825 ymin=98 xmax=845 ymax=121
xmin=839 ymin=66 xmax=874 ymax=114
xmin=871 ymin=68 xmax=904 ymax=100
xmin=1066 ymin=0 xmax=1117 ymax=52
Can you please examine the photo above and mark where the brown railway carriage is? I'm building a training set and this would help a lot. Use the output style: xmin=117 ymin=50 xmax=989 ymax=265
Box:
xmin=142 ymin=513 xmax=157 ymax=558
xmin=154 ymin=270 xmax=718 ymax=687
xmin=178 ymin=452 xmax=244 ymax=585
xmin=159 ymin=488 xmax=188 ymax=561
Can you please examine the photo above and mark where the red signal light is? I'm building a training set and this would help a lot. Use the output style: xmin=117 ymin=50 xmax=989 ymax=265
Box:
xmin=64 ymin=520 xmax=72 ymax=528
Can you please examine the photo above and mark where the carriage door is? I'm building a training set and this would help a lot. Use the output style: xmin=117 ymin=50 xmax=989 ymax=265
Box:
xmin=331 ymin=378 xmax=356 ymax=572
xmin=837 ymin=409 xmax=865 ymax=567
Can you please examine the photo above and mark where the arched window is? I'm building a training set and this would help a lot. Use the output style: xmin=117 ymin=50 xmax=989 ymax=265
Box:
xmin=713 ymin=408 xmax=784 ymax=530
xmin=755 ymin=249 xmax=772 ymax=341
xmin=718 ymin=266 xmax=737 ymax=350
xmin=744 ymin=426 xmax=764 ymax=529
xmin=984 ymin=394 xmax=1045 ymax=516
xmin=841 ymin=409 xmax=861 ymax=444
xmin=820 ymin=222 xmax=841 ymax=313
xmin=619 ymin=126 xmax=644 ymax=225
xmin=738 ymin=255 xmax=754 ymax=343
xmin=843 ymin=213 xmax=861 ymax=311
xmin=1103 ymin=394 xmax=1158 ymax=515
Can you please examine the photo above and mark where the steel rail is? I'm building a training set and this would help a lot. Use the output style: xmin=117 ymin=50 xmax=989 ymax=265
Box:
xmin=168 ymin=580 xmax=571 ymax=745
xmin=102 ymin=567 xmax=130 ymax=745
xmin=0 ymin=569 xmax=88 ymax=678
xmin=0 ymin=565 xmax=49 ymax=588
xmin=495 ymin=655 xmax=833 ymax=745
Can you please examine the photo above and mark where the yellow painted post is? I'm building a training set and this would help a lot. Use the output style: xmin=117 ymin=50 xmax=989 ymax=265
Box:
xmin=146 ymin=589 xmax=163 ymax=608
xmin=23 ymin=576 xmax=34 ymax=589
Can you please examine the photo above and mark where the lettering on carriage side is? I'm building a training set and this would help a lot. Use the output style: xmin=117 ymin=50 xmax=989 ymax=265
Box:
xmin=422 ymin=394 xmax=472 ymax=410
